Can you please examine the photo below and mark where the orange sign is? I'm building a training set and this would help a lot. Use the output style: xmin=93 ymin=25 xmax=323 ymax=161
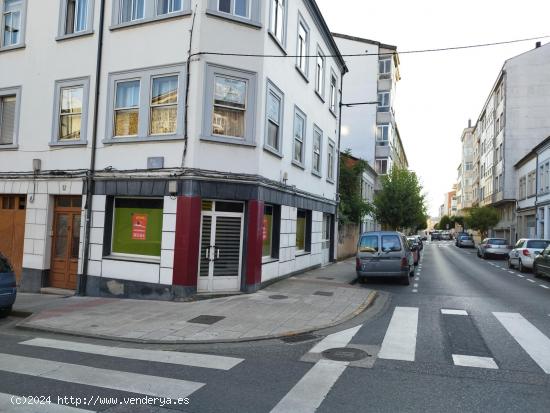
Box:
xmin=132 ymin=214 xmax=148 ymax=240
xmin=263 ymin=217 xmax=269 ymax=241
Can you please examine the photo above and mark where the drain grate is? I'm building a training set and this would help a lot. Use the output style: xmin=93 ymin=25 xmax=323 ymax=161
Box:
xmin=313 ymin=291 xmax=334 ymax=297
xmin=281 ymin=333 xmax=318 ymax=343
xmin=269 ymin=295 xmax=288 ymax=300
xmin=322 ymin=347 xmax=370 ymax=362
xmin=187 ymin=315 xmax=225 ymax=325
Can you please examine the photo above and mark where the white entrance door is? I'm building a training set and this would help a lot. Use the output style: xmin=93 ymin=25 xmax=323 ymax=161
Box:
xmin=198 ymin=205 xmax=244 ymax=293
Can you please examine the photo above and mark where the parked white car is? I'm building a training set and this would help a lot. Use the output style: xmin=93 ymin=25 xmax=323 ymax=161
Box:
xmin=508 ymin=239 xmax=550 ymax=272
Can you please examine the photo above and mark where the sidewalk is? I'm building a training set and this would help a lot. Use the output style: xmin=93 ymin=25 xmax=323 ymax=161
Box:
xmin=15 ymin=259 xmax=376 ymax=344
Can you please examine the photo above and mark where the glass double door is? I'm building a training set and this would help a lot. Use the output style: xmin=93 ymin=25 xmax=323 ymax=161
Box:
xmin=198 ymin=211 xmax=244 ymax=293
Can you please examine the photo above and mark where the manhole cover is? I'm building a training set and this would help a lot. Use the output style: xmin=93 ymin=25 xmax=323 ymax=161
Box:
xmin=313 ymin=291 xmax=334 ymax=297
xmin=322 ymin=347 xmax=369 ymax=362
xmin=187 ymin=315 xmax=225 ymax=325
xmin=281 ymin=333 xmax=318 ymax=343
xmin=269 ymin=295 xmax=288 ymax=300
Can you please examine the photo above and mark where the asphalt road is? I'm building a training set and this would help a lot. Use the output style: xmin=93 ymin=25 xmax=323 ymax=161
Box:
xmin=1 ymin=240 xmax=550 ymax=412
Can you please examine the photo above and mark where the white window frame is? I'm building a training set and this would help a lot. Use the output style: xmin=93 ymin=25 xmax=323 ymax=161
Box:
xmin=51 ymin=77 xmax=91 ymax=146
xmin=295 ymin=14 xmax=310 ymax=80
xmin=105 ymin=64 xmax=186 ymax=143
xmin=377 ymin=92 xmax=390 ymax=112
xmin=157 ymin=0 xmax=184 ymax=15
xmin=111 ymin=0 xmax=190 ymax=29
xmin=292 ymin=106 xmax=307 ymax=168
xmin=202 ymin=63 xmax=257 ymax=146
xmin=205 ymin=0 xmax=261 ymax=27
xmin=329 ymin=70 xmax=338 ymax=115
xmin=264 ymin=79 xmax=284 ymax=156
xmin=376 ymin=124 xmax=389 ymax=146
xmin=327 ymin=139 xmax=335 ymax=183
xmin=376 ymin=158 xmax=388 ymax=175
xmin=379 ymin=57 xmax=391 ymax=79
xmin=315 ymin=46 xmax=326 ymax=100
xmin=312 ymin=124 xmax=323 ymax=177
xmin=0 ymin=86 xmax=21 ymax=149
xmin=58 ymin=0 xmax=95 ymax=40
xmin=217 ymin=0 xmax=250 ymax=19
xmin=120 ymin=0 xmax=145 ymax=23
xmin=268 ymin=0 xmax=286 ymax=48
xmin=1 ymin=0 xmax=27 ymax=50
xmin=149 ymin=75 xmax=179 ymax=136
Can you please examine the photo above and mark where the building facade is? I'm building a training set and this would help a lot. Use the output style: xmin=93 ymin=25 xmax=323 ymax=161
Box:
xmin=333 ymin=33 xmax=408 ymax=176
xmin=0 ymin=0 xmax=346 ymax=299
xmin=472 ymin=41 xmax=550 ymax=243
xmin=456 ymin=122 xmax=475 ymax=214
xmin=514 ymin=151 xmax=537 ymax=239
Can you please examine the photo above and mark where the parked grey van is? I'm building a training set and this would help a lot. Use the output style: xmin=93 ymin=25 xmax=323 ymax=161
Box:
xmin=356 ymin=231 xmax=415 ymax=285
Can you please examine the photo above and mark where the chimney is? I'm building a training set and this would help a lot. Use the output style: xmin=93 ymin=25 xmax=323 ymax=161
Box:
xmin=536 ymin=41 xmax=541 ymax=48
xmin=468 ymin=119 xmax=472 ymax=128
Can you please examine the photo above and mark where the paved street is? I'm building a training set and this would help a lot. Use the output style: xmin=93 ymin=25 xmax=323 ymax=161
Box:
xmin=1 ymin=241 xmax=550 ymax=412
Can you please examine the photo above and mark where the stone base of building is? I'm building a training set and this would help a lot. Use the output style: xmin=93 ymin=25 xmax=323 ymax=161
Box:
xmin=20 ymin=268 xmax=49 ymax=293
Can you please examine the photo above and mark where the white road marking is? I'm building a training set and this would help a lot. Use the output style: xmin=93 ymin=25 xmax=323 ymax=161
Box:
xmin=270 ymin=359 xmax=348 ymax=413
xmin=540 ymin=285 xmax=549 ymax=289
xmin=0 ymin=354 xmax=204 ymax=399
xmin=21 ymin=338 xmax=242 ymax=371
xmin=378 ymin=307 xmax=418 ymax=362
xmin=452 ymin=355 xmax=498 ymax=369
xmin=493 ymin=312 xmax=550 ymax=374
xmin=508 ymin=271 xmax=515 ymax=274
xmin=517 ymin=274 xmax=525 ymax=278
xmin=309 ymin=325 xmax=362 ymax=354
xmin=412 ymin=289 xmax=418 ymax=293
xmin=441 ymin=309 xmax=468 ymax=316
xmin=0 ymin=393 xmax=91 ymax=413
xmin=415 ymin=277 xmax=419 ymax=281
xmin=413 ymin=284 xmax=418 ymax=288
xmin=527 ymin=279 xmax=536 ymax=283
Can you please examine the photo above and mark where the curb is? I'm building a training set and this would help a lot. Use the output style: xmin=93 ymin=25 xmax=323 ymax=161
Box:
xmin=16 ymin=290 xmax=378 ymax=345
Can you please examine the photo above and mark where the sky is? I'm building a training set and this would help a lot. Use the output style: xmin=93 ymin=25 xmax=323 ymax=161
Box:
xmin=316 ymin=0 xmax=550 ymax=216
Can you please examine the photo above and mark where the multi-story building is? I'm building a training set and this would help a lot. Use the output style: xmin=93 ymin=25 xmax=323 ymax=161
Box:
xmin=333 ymin=33 xmax=408 ymax=175
xmin=514 ymin=151 xmax=537 ymax=239
xmin=0 ymin=0 xmax=346 ymax=299
xmin=457 ymin=122 xmax=475 ymax=213
xmin=471 ymin=41 xmax=550 ymax=243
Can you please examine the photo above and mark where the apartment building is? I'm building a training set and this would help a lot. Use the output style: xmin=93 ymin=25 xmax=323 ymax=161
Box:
xmin=456 ymin=122 xmax=475 ymax=214
xmin=471 ymin=41 xmax=550 ymax=243
xmin=0 ymin=0 xmax=346 ymax=299
xmin=514 ymin=151 xmax=537 ymax=239
xmin=333 ymin=33 xmax=408 ymax=176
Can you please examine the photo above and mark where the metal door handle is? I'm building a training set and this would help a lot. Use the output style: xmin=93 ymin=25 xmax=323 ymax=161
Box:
xmin=217 ymin=249 xmax=220 ymax=259
xmin=205 ymin=248 xmax=210 ymax=258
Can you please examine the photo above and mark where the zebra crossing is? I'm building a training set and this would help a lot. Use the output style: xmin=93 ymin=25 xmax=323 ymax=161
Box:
xmin=0 ymin=338 xmax=244 ymax=412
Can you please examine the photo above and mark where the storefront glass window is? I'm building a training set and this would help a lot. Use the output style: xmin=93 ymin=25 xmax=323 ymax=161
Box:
xmin=263 ymin=205 xmax=274 ymax=257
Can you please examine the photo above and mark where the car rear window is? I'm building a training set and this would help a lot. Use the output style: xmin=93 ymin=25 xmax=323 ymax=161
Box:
xmin=382 ymin=235 xmax=401 ymax=252
xmin=359 ymin=235 xmax=378 ymax=253
xmin=460 ymin=235 xmax=471 ymax=240
xmin=0 ymin=256 xmax=12 ymax=273
xmin=489 ymin=239 xmax=506 ymax=245
xmin=526 ymin=240 xmax=550 ymax=249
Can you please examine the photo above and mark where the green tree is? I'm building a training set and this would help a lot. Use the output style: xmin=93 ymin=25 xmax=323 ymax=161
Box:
xmin=439 ymin=215 xmax=452 ymax=230
xmin=338 ymin=151 xmax=373 ymax=226
xmin=373 ymin=167 xmax=428 ymax=231
xmin=464 ymin=207 xmax=500 ymax=239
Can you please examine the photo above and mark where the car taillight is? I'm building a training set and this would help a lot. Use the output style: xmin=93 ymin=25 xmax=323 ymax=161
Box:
xmin=401 ymin=257 xmax=408 ymax=267
xmin=523 ymin=249 xmax=531 ymax=257
xmin=356 ymin=257 xmax=361 ymax=270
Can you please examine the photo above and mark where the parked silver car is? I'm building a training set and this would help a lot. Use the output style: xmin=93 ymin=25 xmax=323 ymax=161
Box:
xmin=456 ymin=235 xmax=475 ymax=248
xmin=477 ymin=238 xmax=512 ymax=259
xmin=356 ymin=231 xmax=415 ymax=285
xmin=508 ymin=239 xmax=550 ymax=272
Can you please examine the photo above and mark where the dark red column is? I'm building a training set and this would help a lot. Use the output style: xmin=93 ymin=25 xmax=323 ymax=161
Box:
xmin=245 ymin=200 xmax=264 ymax=291
xmin=172 ymin=196 xmax=202 ymax=289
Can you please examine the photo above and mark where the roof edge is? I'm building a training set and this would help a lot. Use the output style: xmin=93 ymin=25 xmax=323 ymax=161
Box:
xmin=332 ymin=32 xmax=398 ymax=51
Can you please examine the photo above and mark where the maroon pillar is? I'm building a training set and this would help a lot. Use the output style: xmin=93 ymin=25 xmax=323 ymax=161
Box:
xmin=172 ymin=196 xmax=202 ymax=290
xmin=245 ymin=200 xmax=264 ymax=291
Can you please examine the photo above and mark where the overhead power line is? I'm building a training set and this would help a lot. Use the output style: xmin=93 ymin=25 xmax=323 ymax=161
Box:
xmin=191 ymin=34 xmax=550 ymax=59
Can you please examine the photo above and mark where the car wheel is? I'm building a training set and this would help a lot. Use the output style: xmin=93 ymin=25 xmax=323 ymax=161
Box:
xmin=482 ymin=252 xmax=487 ymax=259
xmin=518 ymin=260 xmax=525 ymax=273
xmin=533 ymin=264 xmax=540 ymax=278
xmin=507 ymin=258 xmax=513 ymax=269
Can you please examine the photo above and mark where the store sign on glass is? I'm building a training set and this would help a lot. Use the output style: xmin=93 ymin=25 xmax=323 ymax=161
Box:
xmin=132 ymin=214 xmax=148 ymax=240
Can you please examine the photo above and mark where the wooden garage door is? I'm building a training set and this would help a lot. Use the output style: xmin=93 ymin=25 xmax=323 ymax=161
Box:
xmin=0 ymin=195 xmax=26 ymax=283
